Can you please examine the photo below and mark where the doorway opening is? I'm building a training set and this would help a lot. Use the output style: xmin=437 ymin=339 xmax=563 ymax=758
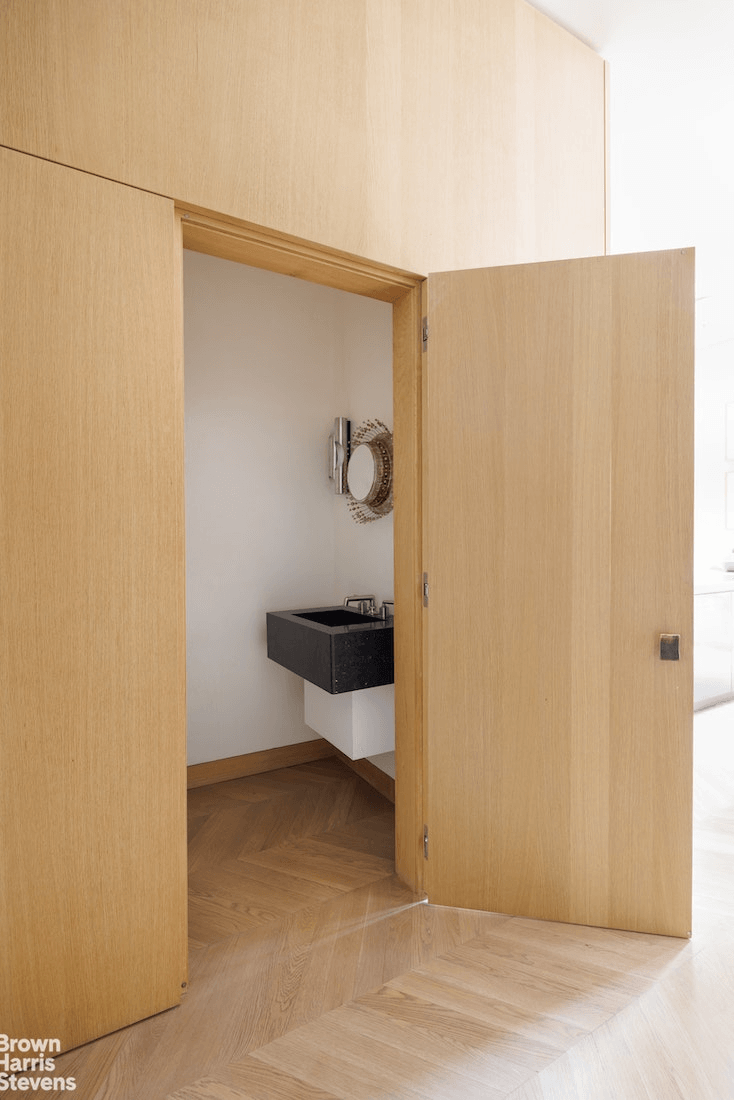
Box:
xmin=178 ymin=206 xmax=425 ymax=893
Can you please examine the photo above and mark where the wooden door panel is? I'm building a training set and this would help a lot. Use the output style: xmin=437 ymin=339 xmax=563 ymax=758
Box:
xmin=0 ymin=148 xmax=187 ymax=1048
xmin=423 ymin=251 xmax=693 ymax=936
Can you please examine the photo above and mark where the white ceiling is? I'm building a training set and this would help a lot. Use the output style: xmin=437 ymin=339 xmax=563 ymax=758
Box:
xmin=527 ymin=0 xmax=637 ymax=50
xmin=529 ymin=0 xmax=734 ymax=56
xmin=525 ymin=1 xmax=734 ymax=295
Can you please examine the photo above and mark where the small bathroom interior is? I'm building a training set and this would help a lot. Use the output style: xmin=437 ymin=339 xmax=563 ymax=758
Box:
xmin=183 ymin=248 xmax=396 ymax=785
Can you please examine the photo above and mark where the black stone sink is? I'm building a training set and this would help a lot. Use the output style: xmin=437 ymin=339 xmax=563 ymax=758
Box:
xmin=266 ymin=605 xmax=394 ymax=694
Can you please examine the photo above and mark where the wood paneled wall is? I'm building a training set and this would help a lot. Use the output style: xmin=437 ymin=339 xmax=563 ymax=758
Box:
xmin=0 ymin=147 xmax=188 ymax=1049
xmin=0 ymin=0 xmax=605 ymax=274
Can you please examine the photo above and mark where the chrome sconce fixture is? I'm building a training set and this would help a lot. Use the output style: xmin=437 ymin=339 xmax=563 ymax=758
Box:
xmin=328 ymin=417 xmax=351 ymax=494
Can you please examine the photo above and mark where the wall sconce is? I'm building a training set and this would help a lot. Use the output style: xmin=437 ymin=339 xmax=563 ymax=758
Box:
xmin=328 ymin=417 xmax=350 ymax=494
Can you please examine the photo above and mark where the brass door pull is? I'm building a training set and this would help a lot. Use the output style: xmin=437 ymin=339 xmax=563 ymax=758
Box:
xmin=660 ymin=634 xmax=680 ymax=661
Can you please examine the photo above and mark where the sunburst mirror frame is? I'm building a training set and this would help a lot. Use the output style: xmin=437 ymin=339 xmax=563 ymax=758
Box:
xmin=346 ymin=419 xmax=393 ymax=524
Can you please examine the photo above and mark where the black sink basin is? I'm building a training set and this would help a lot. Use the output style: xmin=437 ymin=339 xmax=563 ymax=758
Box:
xmin=295 ymin=608 xmax=378 ymax=627
xmin=266 ymin=605 xmax=394 ymax=694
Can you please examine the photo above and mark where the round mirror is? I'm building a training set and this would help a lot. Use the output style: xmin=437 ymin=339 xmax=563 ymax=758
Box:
xmin=344 ymin=420 xmax=393 ymax=523
xmin=347 ymin=443 xmax=376 ymax=502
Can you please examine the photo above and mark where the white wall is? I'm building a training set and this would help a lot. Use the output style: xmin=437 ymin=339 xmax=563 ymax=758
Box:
xmin=531 ymin=0 xmax=734 ymax=576
xmin=333 ymin=292 xmax=394 ymax=603
xmin=184 ymin=251 xmax=393 ymax=766
xmin=602 ymin=2 xmax=734 ymax=577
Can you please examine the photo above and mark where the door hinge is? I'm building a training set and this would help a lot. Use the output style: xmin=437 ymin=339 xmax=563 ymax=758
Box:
xmin=422 ymin=316 xmax=429 ymax=351
xmin=422 ymin=572 xmax=429 ymax=607
xmin=423 ymin=824 xmax=429 ymax=859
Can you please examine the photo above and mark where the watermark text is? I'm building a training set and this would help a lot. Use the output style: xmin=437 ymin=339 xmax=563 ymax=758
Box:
xmin=0 ymin=1036 xmax=75 ymax=1091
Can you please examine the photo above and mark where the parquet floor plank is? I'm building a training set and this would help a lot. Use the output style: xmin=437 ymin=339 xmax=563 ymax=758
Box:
xmin=483 ymin=912 xmax=695 ymax=979
xmin=237 ymin=833 xmax=395 ymax=891
xmin=387 ymin=968 xmax=587 ymax=1053
xmin=313 ymin=809 xmax=396 ymax=860
xmin=187 ymin=855 xmax=347 ymax=946
xmin=248 ymin=1019 xmax=507 ymax=1100
xmin=228 ymin=1058 xmax=345 ymax=1100
xmin=342 ymin=990 xmax=546 ymax=1093
xmin=404 ymin=940 xmax=649 ymax=1030
xmin=166 ymin=1078 xmax=259 ymax=1100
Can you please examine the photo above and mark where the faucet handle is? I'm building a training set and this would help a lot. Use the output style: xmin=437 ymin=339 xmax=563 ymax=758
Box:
xmin=380 ymin=600 xmax=394 ymax=620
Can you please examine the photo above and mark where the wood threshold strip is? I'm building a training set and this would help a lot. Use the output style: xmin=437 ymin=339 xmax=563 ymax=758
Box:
xmin=177 ymin=204 xmax=423 ymax=304
xmin=187 ymin=739 xmax=335 ymax=789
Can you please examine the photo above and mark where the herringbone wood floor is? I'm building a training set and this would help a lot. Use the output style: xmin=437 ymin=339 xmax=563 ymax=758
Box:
xmin=55 ymin=704 xmax=734 ymax=1098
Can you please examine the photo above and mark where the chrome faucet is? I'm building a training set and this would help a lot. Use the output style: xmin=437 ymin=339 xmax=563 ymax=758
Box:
xmin=344 ymin=594 xmax=377 ymax=616
xmin=343 ymin=595 xmax=394 ymax=619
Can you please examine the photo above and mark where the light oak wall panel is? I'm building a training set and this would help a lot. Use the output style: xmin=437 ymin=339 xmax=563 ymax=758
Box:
xmin=0 ymin=0 xmax=605 ymax=274
xmin=515 ymin=3 xmax=608 ymax=262
xmin=0 ymin=148 xmax=187 ymax=1049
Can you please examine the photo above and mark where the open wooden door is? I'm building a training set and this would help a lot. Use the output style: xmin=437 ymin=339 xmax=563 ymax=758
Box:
xmin=423 ymin=250 xmax=694 ymax=937
xmin=0 ymin=148 xmax=187 ymax=1049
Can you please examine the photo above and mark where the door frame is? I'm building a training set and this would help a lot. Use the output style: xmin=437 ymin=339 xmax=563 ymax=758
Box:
xmin=177 ymin=204 xmax=427 ymax=891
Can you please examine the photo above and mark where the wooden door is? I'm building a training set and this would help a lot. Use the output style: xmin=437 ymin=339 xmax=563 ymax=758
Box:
xmin=423 ymin=250 xmax=694 ymax=937
xmin=0 ymin=148 xmax=187 ymax=1049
